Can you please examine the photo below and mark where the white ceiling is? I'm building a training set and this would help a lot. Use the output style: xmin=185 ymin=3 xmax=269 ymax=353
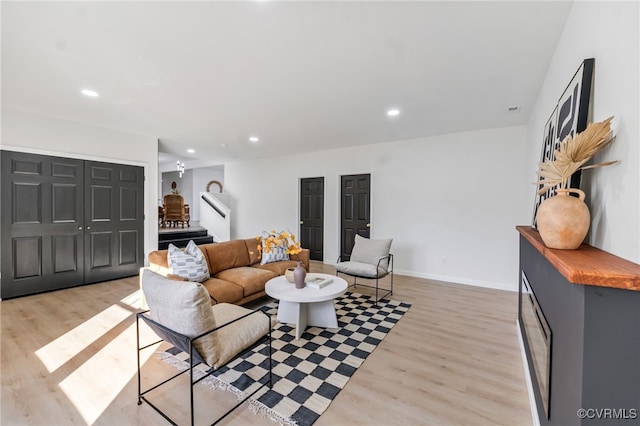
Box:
xmin=2 ymin=1 xmax=572 ymax=168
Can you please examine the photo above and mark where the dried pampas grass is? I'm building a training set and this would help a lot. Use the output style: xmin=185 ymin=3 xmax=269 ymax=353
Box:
xmin=536 ymin=116 xmax=618 ymax=195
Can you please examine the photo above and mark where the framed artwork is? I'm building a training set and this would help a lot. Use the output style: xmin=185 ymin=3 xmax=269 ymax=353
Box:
xmin=531 ymin=58 xmax=594 ymax=229
xmin=532 ymin=107 xmax=557 ymax=228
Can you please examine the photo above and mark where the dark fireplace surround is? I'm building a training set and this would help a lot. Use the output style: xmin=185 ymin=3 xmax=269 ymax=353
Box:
xmin=517 ymin=226 xmax=640 ymax=426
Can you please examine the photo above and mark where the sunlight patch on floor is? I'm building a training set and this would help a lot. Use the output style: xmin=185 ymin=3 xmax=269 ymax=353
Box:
xmin=120 ymin=288 xmax=144 ymax=309
xmin=58 ymin=320 xmax=159 ymax=425
xmin=35 ymin=304 xmax=132 ymax=373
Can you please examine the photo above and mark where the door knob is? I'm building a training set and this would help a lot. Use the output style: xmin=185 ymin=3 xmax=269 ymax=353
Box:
xmin=300 ymin=221 xmax=304 ymax=225
xmin=78 ymin=226 xmax=83 ymax=230
xmin=366 ymin=223 xmax=371 ymax=228
xmin=86 ymin=226 xmax=91 ymax=230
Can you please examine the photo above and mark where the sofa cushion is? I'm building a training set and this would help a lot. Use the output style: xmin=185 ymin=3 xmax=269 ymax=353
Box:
xmin=336 ymin=260 xmax=388 ymax=278
xmin=167 ymin=241 xmax=210 ymax=282
xmin=148 ymin=250 xmax=170 ymax=274
xmin=211 ymin=303 xmax=274 ymax=368
xmin=252 ymin=259 xmax=300 ymax=276
xmin=350 ymin=234 xmax=393 ymax=271
xmin=201 ymin=278 xmax=244 ymax=304
xmin=215 ymin=267 xmax=277 ymax=297
xmin=243 ymin=238 xmax=262 ymax=265
xmin=203 ymin=240 xmax=251 ymax=275
xmin=141 ymin=269 xmax=219 ymax=366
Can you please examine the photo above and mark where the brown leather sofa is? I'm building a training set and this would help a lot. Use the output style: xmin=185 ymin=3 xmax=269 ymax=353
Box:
xmin=147 ymin=238 xmax=310 ymax=305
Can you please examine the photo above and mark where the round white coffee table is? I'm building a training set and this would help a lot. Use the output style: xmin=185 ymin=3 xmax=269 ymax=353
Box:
xmin=265 ymin=273 xmax=348 ymax=340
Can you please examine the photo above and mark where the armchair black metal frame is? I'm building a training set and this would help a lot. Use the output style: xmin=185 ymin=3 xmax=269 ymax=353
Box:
xmin=136 ymin=309 xmax=272 ymax=426
xmin=336 ymin=253 xmax=394 ymax=306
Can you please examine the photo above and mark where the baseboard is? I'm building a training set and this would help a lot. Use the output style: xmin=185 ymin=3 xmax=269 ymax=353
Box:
xmin=322 ymin=262 xmax=516 ymax=292
xmin=398 ymin=270 xmax=517 ymax=292
xmin=517 ymin=319 xmax=541 ymax=426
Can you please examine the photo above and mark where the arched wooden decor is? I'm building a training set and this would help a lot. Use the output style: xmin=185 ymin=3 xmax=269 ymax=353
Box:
xmin=206 ymin=180 xmax=223 ymax=193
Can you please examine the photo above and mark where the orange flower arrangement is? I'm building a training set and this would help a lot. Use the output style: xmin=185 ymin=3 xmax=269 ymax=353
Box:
xmin=256 ymin=230 xmax=302 ymax=255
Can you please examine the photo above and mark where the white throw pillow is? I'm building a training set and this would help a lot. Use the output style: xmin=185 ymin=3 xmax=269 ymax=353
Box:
xmin=141 ymin=269 xmax=219 ymax=366
xmin=350 ymin=234 xmax=393 ymax=271
xmin=167 ymin=240 xmax=210 ymax=282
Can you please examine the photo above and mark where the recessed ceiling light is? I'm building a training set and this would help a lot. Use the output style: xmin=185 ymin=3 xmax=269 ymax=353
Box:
xmin=387 ymin=109 xmax=400 ymax=117
xmin=187 ymin=149 xmax=195 ymax=154
xmin=249 ymin=136 xmax=259 ymax=143
xmin=81 ymin=89 xmax=99 ymax=97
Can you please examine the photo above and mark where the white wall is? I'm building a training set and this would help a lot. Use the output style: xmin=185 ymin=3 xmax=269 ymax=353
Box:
xmin=527 ymin=1 xmax=640 ymax=262
xmin=0 ymin=107 xmax=159 ymax=262
xmin=192 ymin=166 xmax=225 ymax=220
xmin=225 ymin=126 xmax=530 ymax=291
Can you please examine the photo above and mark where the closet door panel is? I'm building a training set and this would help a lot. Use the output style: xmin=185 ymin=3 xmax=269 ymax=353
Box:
xmin=84 ymin=161 xmax=144 ymax=284
xmin=1 ymin=151 xmax=84 ymax=299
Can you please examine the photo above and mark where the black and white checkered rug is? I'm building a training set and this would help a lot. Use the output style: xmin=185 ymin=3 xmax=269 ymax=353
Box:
xmin=160 ymin=291 xmax=411 ymax=426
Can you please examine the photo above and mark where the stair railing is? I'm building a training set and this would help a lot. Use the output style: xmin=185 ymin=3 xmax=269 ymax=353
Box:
xmin=199 ymin=192 xmax=231 ymax=242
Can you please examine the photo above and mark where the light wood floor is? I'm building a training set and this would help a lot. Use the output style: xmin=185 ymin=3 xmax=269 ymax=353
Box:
xmin=1 ymin=262 xmax=532 ymax=425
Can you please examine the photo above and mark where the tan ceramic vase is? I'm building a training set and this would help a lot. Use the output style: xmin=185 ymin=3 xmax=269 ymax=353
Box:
xmin=536 ymin=188 xmax=590 ymax=249
xmin=284 ymin=267 xmax=295 ymax=283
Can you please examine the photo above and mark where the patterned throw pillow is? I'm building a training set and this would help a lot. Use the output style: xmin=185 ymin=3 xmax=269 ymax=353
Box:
xmin=167 ymin=240 xmax=210 ymax=282
xmin=260 ymin=240 xmax=290 ymax=265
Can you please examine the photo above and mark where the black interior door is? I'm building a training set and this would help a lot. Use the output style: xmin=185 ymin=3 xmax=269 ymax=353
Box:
xmin=300 ymin=177 xmax=324 ymax=261
xmin=1 ymin=151 xmax=85 ymax=298
xmin=340 ymin=174 xmax=370 ymax=261
xmin=0 ymin=151 xmax=145 ymax=299
xmin=84 ymin=161 xmax=144 ymax=284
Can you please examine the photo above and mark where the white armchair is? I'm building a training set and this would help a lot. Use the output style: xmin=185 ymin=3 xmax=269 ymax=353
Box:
xmin=137 ymin=269 xmax=274 ymax=425
xmin=335 ymin=234 xmax=394 ymax=305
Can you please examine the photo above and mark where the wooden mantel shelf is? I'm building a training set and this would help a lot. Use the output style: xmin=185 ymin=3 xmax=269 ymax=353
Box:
xmin=516 ymin=226 xmax=640 ymax=291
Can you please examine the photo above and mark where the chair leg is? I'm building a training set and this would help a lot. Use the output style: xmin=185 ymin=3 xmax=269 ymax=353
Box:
xmin=189 ymin=345 xmax=195 ymax=426
xmin=268 ymin=326 xmax=273 ymax=388
xmin=375 ymin=276 xmax=379 ymax=307
xmin=137 ymin=315 xmax=142 ymax=406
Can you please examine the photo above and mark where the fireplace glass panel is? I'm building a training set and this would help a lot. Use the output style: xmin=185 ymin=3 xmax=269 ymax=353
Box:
xmin=521 ymin=272 xmax=552 ymax=419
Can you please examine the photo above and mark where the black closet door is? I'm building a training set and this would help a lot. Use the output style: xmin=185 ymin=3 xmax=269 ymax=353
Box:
xmin=1 ymin=151 xmax=85 ymax=298
xmin=84 ymin=161 xmax=144 ymax=283
xmin=1 ymin=151 xmax=145 ymax=299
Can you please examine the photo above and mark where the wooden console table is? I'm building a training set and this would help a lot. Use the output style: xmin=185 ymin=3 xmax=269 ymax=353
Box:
xmin=517 ymin=226 xmax=640 ymax=425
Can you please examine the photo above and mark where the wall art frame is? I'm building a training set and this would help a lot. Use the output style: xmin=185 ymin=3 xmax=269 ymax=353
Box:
xmin=532 ymin=58 xmax=595 ymax=229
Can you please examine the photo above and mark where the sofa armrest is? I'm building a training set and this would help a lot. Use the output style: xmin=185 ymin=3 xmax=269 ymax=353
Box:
xmin=290 ymin=248 xmax=311 ymax=272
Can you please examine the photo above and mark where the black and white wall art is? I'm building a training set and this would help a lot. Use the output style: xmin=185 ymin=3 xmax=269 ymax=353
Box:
xmin=532 ymin=107 xmax=558 ymax=228
xmin=532 ymin=58 xmax=595 ymax=229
